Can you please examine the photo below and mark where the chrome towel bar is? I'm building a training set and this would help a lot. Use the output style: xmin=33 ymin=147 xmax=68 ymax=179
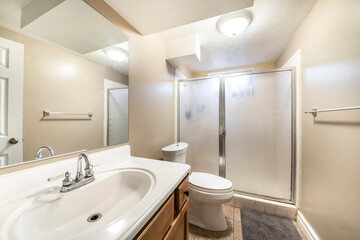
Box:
xmin=43 ymin=111 xmax=93 ymax=118
xmin=305 ymin=106 xmax=360 ymax=117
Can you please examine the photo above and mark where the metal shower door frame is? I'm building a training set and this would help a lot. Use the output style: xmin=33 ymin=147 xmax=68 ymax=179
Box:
xmin=177 ymin=68 xmax=296 ymax=204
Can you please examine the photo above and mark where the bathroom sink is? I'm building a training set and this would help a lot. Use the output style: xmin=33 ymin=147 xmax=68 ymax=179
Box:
xmin=0 ymin=145 xmax=190 ymax=239
xmin=2 ymin=168 xmax=154 ymax=240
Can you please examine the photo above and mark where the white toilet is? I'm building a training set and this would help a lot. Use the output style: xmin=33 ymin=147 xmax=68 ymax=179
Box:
xmin=162 ymin=142 xmax=233 ymax=231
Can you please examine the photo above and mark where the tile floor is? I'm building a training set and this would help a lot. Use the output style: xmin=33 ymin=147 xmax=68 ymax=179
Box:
xmin=189 ymin=205 xmax=306 ymax=240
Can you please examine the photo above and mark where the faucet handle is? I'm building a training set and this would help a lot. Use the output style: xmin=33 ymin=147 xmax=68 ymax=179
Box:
xmin=62 ymin=172 xmax=74 ymax=187
xmin=75 ymin=171 xmax=84 ymax=182
xmin=85 ymin=164 xmax=94 ymax=178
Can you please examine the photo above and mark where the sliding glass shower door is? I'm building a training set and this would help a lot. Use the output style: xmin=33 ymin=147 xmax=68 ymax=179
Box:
xmin=179 ymin=78 xmax=220 ymax=175
xmin=178 ymin=70 xmax=294 ymax=201
xmin=225 ymin=71 xmax=293 ymax=200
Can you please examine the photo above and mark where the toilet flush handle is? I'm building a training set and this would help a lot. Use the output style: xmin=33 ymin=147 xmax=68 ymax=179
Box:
xmin=184 ymin=190 xmax=189 ymax=196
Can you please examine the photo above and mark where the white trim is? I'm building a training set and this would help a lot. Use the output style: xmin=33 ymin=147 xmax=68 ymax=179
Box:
xmin=297 ymin=211 xmax=320 ymax=240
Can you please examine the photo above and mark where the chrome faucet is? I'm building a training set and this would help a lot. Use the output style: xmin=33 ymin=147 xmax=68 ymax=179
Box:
xmin=35 ymin=146 xmax=55 ymax=159
xmin=75 ymin=153 xmax=94 ymax=181
xmin=60 ymin=153 xmax=95 ymax=193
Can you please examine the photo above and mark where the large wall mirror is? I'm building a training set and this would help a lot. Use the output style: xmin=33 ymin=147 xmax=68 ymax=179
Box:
xmin=0 ymin=0 xmax=129 ymax=168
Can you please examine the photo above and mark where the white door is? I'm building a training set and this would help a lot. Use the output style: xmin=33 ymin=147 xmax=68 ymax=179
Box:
xmin=0 ymin=37 xmax=24 ymax=167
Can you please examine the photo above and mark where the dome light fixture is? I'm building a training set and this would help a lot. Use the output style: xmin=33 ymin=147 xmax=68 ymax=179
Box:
xmin=104 ymin=47 xmax=128 ymax=62
xmin=217 ymin=11 xmax=252 ymax=37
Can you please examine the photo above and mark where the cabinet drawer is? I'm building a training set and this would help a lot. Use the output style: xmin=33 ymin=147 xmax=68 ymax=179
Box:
xmin=136 ymin=194 xmax=175 ymax=240
xmin=175 ymin=176 xmax=189 ymax=214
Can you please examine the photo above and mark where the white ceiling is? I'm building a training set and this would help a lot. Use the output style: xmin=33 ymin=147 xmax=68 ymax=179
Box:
xmin=104 ymin=0 xmax=254 ymax=35
xmin=84 ymin=41 xmax=129 ymax=76
xmin=0 ymin=0 xmax=317 ymax=75
xmin=160 ymin=0 xmax=317 ymax=73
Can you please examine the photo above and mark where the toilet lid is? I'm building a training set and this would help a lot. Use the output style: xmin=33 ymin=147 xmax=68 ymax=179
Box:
xmin=161 ymin=142 xmax=188 ymax=152
xmin=189 ymin=172 xmax=232 ymax=191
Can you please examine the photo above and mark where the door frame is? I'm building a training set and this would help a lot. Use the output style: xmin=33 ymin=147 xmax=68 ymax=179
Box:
xmin=177 ymin=68 xmax=297 ymax=204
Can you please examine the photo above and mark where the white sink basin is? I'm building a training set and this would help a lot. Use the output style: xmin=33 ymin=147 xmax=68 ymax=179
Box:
xmin=2 ymin=168 xmax=154 ymax=240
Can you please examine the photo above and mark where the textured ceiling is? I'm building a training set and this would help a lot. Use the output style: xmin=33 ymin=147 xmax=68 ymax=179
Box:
xmin=21 ymin=0 xmax=128 ymax=54
xmin=160 ymin=0 xmax=317 ymax=73
xmin=0 ymin=0 xmax=129 ymax=75
xmin=104 ymin=0 xmax=254 ymax=35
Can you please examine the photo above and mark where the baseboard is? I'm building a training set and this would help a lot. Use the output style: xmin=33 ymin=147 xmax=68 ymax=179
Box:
xmin=297 ymin=211 xmax=319 ymax=240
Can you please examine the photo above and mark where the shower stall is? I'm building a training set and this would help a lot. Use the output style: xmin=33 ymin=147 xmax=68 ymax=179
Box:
xmin=178 ymin=69 xmax=295 ymax=202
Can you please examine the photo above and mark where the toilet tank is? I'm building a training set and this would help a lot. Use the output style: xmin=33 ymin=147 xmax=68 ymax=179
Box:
xmin=161 ymin=142 xmax=188 ymax=163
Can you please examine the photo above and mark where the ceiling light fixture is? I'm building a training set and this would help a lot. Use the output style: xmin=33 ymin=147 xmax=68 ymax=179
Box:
xmin=104 ymin=47 xmax=128 ymax=62
xmin=217 ymin=11 xmax=252 ymax=37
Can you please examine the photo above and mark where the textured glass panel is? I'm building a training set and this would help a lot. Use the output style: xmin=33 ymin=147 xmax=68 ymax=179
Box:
xmin=179 ymin=78 xmax=219 ymax=175
xmin=225 ymin=71 xmax=292 ymax=200
xmin=108 ymin=88 xmax=128 ymax=145
xmin=0 ymin=154 xmax=8 ymax=167
xmin=0 ymin=78 xmax=7 ymax=136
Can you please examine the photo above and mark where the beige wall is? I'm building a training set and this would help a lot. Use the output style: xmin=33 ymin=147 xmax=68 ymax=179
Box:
xmin=0 ymin=26 xmax=127 ymax=162
xmin=84 ymin=0 xmax=176 ymax=160
xmin=276 ymin=0 xmax=360 ymax=239
xmin=192 ymin=61 xmax=275 ymax=78
xmin=128 ymin=34 xmax=175 ymax=159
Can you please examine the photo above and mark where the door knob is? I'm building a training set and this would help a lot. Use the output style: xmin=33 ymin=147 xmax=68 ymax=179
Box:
xmin=9 ymin=138 xmax=19 ymax=144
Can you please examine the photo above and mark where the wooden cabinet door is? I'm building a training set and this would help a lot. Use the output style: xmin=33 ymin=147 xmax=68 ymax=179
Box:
xmin=164 ymin=199 xmax=189 ymax=240
xmin=134 ymin=176 xmax=190 ymax=240
xmin=136 ymin=194 xmax=175 ymax=240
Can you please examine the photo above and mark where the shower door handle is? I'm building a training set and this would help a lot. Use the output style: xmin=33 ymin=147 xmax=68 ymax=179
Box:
xmin=221 ymin=129 xmax=226 ymax=136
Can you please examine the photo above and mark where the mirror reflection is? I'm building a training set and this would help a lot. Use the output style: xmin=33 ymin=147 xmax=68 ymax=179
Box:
xmin=0 ymin=0 xmax=129 ymax=167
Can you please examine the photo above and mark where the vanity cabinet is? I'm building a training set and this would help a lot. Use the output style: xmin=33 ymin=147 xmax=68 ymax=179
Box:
xmin=135 ymin=176 xmax=189 ymax=240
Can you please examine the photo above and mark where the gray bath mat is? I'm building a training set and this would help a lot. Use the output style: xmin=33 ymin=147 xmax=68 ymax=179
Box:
xmin=241 ymin=209 xmax=301 ymax=240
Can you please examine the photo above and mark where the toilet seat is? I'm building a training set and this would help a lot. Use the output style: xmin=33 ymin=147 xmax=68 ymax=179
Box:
xmin=189 ymin=184 xmax=232 ymax=194
xmin=189 ymin=172 xmax=232 ymax=194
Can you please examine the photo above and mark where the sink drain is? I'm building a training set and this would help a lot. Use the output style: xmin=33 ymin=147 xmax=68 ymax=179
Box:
xmin=87 ymin=213 xmax=102 ymax=223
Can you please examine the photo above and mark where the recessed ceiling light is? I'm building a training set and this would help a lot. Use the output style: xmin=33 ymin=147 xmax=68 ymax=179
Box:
xmin=104 ymin=47 xmax=128 ymax=62
xmin=217 ymin=11 xmax=252 ymax=37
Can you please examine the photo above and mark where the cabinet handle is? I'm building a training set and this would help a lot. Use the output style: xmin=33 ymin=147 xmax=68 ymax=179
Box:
xmin=184 ymin=190 xmax=189 ymax=196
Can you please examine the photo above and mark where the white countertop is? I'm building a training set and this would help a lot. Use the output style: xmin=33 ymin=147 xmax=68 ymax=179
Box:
xmin=0 ymin=145 xmax=190 ymax=240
